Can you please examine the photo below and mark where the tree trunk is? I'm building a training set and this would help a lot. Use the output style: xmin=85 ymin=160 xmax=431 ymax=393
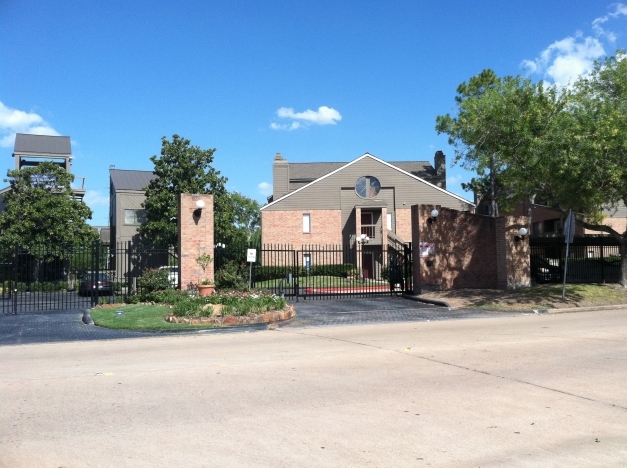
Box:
xmin=490 ymin=156 xmax=497 ymax=217
xmin=621 ymin=238 xmax=627 ymax=288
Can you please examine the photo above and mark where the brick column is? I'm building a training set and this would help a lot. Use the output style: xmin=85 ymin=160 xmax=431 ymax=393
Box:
xmin=496 ymin=215 xmax=531 ymax=290
xmin=411 ymin=204 xmax=421 ymax=294
xmin=178 ymin=194 xmax=214 ymax=288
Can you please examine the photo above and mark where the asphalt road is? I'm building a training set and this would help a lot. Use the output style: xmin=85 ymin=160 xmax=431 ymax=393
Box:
xmin=1 ymin=309 xmax=625 ymax=467
xmin=0 ymin=297 xmax=529 ymax=346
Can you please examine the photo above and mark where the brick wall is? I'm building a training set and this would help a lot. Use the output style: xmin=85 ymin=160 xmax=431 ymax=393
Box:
xmin=178 ymin=194 xmax=214 ymax=288
xmin=261 ymin=210 xmax=343 ymax=247
xmin=585 ymin=217 xmax=627 ymax=236
xmin=412 ymin=205 xmax=530 ymax=291
xmin=395 ymin=208 xmax=412 ymax=242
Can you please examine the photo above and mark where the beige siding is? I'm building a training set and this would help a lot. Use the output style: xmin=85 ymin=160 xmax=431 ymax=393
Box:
xmin=115 ymin=191 xmax=147 ymax=243
xmin=603 ymin=200 xmax=627 ymax=218
xmin=265 ymin=157 xmax=472 ymax=212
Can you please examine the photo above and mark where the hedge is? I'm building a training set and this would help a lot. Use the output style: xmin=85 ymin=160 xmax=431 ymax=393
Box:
xmin=253 ymin=263 xmax=356 ymax=282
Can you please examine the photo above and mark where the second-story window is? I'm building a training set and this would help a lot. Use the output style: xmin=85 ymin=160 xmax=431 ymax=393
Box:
xmin=125 ymin=209 xmax=146 ymax=225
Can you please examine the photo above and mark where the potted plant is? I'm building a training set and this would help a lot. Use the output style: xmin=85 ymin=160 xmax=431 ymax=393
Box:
xmin=195 ymin=252 xmax=215 ymax=296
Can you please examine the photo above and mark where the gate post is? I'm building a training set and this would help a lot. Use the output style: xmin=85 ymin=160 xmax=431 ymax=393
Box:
xmin=91 ymin=241 xmax=101 ymax=308
xmin=12 ymin=244 xmax=18 ymax=315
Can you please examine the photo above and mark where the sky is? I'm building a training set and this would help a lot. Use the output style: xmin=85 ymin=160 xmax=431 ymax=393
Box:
xmin=1 ymin=1 xmax=626 ymax=226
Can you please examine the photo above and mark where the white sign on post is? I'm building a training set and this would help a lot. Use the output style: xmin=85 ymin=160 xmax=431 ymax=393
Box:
xmin=247 ymin=249 xmax=257 ymax=263
xmin=247 ymin=249 xmax=257 ymax=290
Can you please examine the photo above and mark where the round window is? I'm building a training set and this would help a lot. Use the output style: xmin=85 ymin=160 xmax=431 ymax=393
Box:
xmin=355 ymin=176 xmax=381 ymax=198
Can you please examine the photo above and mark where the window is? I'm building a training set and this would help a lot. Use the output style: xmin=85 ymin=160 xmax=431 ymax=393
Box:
xmin=303 ymin=213 xmax=311 ymax=233
xmin=124 ymin=209 xmax=146 ymax=225
xmin=387 ymin=213 xmax=392 ymax=231
xmin=355 ymin=176 xmax=381 ymax=198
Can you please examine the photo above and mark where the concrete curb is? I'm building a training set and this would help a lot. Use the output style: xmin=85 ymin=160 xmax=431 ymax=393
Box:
xmin=403 ymin=295 xmax=451 ymax=308
xmin=546 ymin=304 xmax=627 ymax=314
xmin=82 ymin=309 xmax=94 ymax=325
xmin=403 ymin=295 xmax=626 ymax=315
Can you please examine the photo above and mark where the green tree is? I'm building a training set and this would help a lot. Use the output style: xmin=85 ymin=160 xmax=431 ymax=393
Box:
xmin=0 ymin=162 xmax=97 ymax=257
xmin=139 ymin=135 xmax=234 ymax=246
xmin=436 ymin=52 xmax=627 ymax=286
xmin=230 ymin=192 xmax=261 ymax=240
xmin=436 ymin=69 xmax=570 ymax=215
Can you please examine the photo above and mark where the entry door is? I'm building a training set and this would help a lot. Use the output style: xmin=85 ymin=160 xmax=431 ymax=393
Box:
xmin=362 ymin=252 xmax=373 ymax=279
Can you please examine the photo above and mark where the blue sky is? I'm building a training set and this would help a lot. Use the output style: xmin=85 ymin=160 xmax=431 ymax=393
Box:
xmin=2 ymin=1 xmax=626 ymax=226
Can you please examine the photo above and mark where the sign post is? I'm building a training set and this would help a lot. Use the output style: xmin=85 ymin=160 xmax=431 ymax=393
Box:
xmin=247 ymin=248 xmax=257 ymax=290
xmin=562 ymin=210 xmax=576 ymax=299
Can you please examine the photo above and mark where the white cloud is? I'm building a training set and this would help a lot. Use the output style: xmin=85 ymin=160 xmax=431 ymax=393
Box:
xmin=84 ymin=190 xmax=109 ymax=206
xmin=446 ymin=175 xmax=463 ymax=185
xmin=269 ymin=122 xmax=301 ymax=131
xmin=270 ymin=105 xmax=341 ymax=130
xmin=258 ymin=182 xmax=273 ymax=197
xmin=592 ymin=3 xmax=627 ymax=41
xmin=0 ymin=101 xmax=60 ymax=147
xmin=521 ymin=4 xmax=627 ymax=87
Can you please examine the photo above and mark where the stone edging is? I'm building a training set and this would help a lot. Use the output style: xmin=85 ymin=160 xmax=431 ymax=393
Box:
xmin=164 ymin=304 xmax=296 ymax=326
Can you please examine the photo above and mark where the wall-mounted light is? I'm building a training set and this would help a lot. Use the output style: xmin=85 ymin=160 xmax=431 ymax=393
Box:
xmin=515 ymin=227 xmax=528 ymax=242
xmin=357 ymin=233 xmax=370 ymax=245
xmin=428 ymin=209 xmax=439 ymax=224
xmin=194 ymin=199 xmax=205 ymax=217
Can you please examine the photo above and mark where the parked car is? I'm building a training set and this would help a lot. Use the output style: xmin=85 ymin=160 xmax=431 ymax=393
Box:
xmin=530 ymin=256 xmax=563 ymax=283
xmin=158 ymin=266 xmax=179 ymax=287
xmin=78 ymin=272 xmax=114 ymax=296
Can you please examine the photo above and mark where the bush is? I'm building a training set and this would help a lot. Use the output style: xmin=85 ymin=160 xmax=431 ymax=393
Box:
xmin=138 ymin=268 xmax=171 ymax=293
xmin=204 ymin=289 xmax=287 ymax=316
xmin=215 ymin=261 xmax=248 ymax=291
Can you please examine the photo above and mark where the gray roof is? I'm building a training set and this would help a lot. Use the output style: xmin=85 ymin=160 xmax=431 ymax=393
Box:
xmin=287 ymin=161 xmax=436 ymax=190
xmin=14 ymin=133 xmax=71 ymax=156
xmin=109 ymin=169 xmax=157 ymax=191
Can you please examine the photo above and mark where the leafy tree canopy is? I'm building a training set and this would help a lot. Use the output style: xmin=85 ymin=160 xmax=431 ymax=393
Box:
xmin=436 ymin=51 xmax=627 ymax=284
xmin=230 ymin=192 xmax=261 ymax=240
xmin=0 ymin=161 xmax=97 ymax=257
xmin=139 ymin=135 xmax=235 ymax=246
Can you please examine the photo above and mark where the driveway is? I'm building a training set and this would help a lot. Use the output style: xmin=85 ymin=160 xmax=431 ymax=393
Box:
xmin=0 ymin=296 xmax=533 ymax=346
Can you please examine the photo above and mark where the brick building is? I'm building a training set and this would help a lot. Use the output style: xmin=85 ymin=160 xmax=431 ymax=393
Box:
xmin=261 ymin=151 xmax=475 ymax=248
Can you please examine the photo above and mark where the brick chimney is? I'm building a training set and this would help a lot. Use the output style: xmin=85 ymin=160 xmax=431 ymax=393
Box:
xmin=273 ymin=153 xmax=289 ymax=200
xmin=434 ymin=151 xmax=446 ymax=190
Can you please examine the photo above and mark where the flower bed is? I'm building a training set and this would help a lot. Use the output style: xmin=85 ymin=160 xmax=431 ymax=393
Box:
xmin=164 ymin=304 xmax=296 ymax=325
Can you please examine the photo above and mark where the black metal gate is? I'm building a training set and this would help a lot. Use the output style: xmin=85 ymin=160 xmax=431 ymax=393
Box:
xmin=1 ymin=241 xmax=177 ymax=314
xmin=252 ymin=243 xmax=413 ymax=300
xmin=530 ymin=236 xmax=622 ymax=284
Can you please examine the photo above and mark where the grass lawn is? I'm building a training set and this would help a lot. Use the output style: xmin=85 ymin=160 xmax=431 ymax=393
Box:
xmin=421 ymin=283 xmax=627 ymax=310
xmin=90 ymin=304 xmax=217 ymax=330
xmin=255 ymin=275 xmax=389 ymax=288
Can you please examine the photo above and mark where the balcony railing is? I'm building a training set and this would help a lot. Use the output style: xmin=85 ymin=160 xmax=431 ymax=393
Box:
xmin=361 ymin=225 xmax=375 ymax=238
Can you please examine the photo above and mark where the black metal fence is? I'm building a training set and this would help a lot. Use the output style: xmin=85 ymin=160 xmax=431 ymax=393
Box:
xmin=530 ymin=236 xmax=622 ymax=284
xmin=251 ymin=243 xmax=413 ymax=300
xmin=1 ymin=242 xmax=177 ymax=314
xmin=1 ymin=240 xmax=416 ymax=313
